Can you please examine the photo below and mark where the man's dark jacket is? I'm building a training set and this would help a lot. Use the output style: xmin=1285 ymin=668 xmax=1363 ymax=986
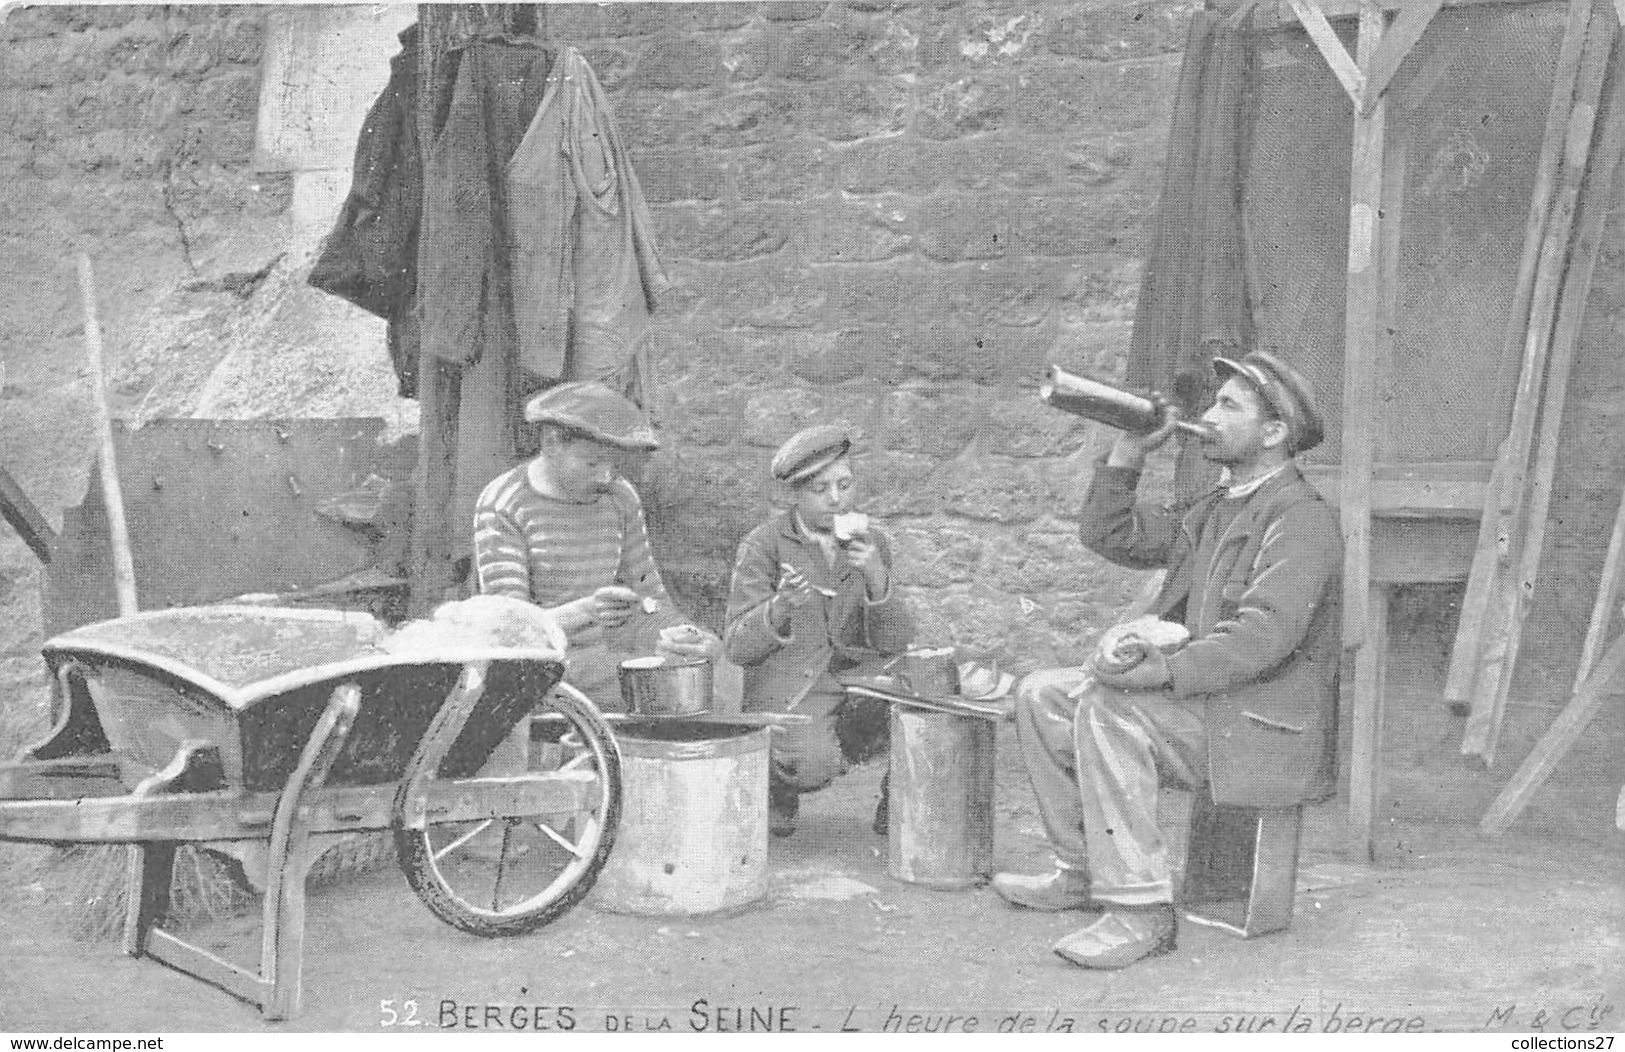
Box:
xmin=1079 ymin=460 xmax=1343 ymax=807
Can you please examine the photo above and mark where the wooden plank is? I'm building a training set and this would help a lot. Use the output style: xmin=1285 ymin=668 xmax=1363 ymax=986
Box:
xmin=1360 ymin=0 xmax=1448 ymax=113
xmin=145 ymin=929 xmax=271 ymax=1008
xmin=1339 ymin=0 xmax=1388 ymax=648
xmin=1444 ymin=0 xmax=1596 ymax=716
xmin=1303 ymin=461 xmax=1494 ymax=516
xmin=1473 ymin=34 xmax=1625 ymax=765
xmin=1460 ymin=19 xmax=1614 ymax=757
xmin=1479 ymin=627 xmax=1625 ymax=834
xmin=76 ymin=254 xmax=138 ymax=619
xmin=1273 ymin=0 xmax=1555 ymax=21
xmin=1287 ymin=0 xmax=1369 ymax=103
xmin=1576 ymin=490 xmax=1625 ymax=687
xmin=1347 ymin=580 xmax=1390 ymax=858
xmin=1343 ymin=0 xmax=1389 ymax=861
xmin=0 ymin=465 xmax=55 ymax=563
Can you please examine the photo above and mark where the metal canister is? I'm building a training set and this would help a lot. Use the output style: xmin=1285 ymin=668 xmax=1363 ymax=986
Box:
xmin=618 ymin=656 xmax=713 ymax=716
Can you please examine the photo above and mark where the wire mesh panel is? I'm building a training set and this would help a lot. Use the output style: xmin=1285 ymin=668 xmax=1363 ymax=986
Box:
xmin=1242 ymin=2 xmax=1567 ymax=467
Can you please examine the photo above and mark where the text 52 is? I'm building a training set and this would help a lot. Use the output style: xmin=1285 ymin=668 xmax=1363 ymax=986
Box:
xmin=381 ymin=998 xmax=424 ymax=1027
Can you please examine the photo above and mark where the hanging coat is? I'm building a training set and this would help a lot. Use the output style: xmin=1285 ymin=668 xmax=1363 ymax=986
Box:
xmin=506 ymin=47 xmax=670 ymax=388
xmin=308 ymin=25 xmax=424 ymax=397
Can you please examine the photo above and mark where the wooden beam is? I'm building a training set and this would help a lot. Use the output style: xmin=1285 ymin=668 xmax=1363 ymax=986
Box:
xmin=1343 ymin=0 xmax=1388 ymax=860
xmin=0 ymin=465 xmax=55 ymax=564
xmin=1274 ymin=0 xmax=1553 ymax=21
xmin=1302 ymin=461 xmax=1492 ymax=517
xmin=1444 ymin=0 xmax=1595 ymax=716
xmin=1576 ymin=480 xmax=1625 ymax=689
xmin=1359 ymin=0 xmax=1447 ymax=113
xmin=1287 ymin=0 xmax=1369 ymax=103
xmin=1479 ymin=624 xmax=1625 ymax=834
xmin=1473 ymin=33 xmax=1625 ymax=766
xmin=1460 ymin=18 xmax=1613 ymax=760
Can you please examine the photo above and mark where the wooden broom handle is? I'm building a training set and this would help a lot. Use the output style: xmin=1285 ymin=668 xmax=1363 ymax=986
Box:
xmin=75 ymin=253 xmax=139 ymax=618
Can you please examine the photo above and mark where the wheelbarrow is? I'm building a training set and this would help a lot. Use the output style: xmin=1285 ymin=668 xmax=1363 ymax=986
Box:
xmin=0 ymin=605 xmax=623 ymax=1021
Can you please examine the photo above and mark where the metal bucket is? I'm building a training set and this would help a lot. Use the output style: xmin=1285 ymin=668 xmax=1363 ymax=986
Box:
xmin=591 ymin=720 xmax=769 ymax=916
xmin=887 ymin=707 xmax=996 ymax=889
xmin=618 ymin=656 xmax=712 ymax=716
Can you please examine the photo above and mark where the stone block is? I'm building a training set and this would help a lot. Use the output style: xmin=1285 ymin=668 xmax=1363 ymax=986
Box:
xmin=966 ymin=327 xmax=1057 ymax=390
xmin=800 ymin=79 xmax=912 ymax=142
xmin=929 ymin=454 xmax=1049 ymax=524
xmin=978 ymin=527 xmax=1112 ymax=594
xmin=1042 ymin=1 xmax=1190 ymax=61
xmin=837 ymin=136 xmax=944 ymax=196
xmin=787 ymin=330 xmax=866 ymax=384
xmin=637 ymin=31 xmax=723 ymax=90
xmin=1062 ymin=136 xmax=1138 ymax=190
xmin=865 ymin=321 xmax=1004 ymax=385
xmin=721 ymin=28 xmax=774 ymax=83
xmin=879 ymin=387 xmax=988 ymax=456
xmin=824 ymin=264 xmax=955 ymax=327
xmin=739 ymin=386 xmax=844 ymax=447
xmin=631 ymin=148 xmax=727 ymax=204
xmin=1010 ymin=194 xmax=1133 ymax=258
xmin=913 ymin=74 xmax=1010 ymax=140
xmin=958 ymin=263 xmax=1059 ymax=328
xmin=679 ymin=329 xmax=795 ymax=388
xmin=1009 ymin=57 xmax=1181 ymax=138
xmin=699 ymin=87 xmax=802 ymax=149
xmin=729 ymin=136 xmax=836 ymax=201
xmin=1054 ymin=262 xmax=1140 ymax=327
xmin=859 ymin=451 xmax=942 ymax=516
xmin=618 ymin=89 xmax=704 ymax=149
xmin=540 ymin=5 xmax=614 ymax=43
xmin=652 ymin=202 xmax=797 ymax=263
xmin=694 ymin=261 xmax=829 ymax=328
xmin=622 ymin=2 xmax=760 ymax=34
xmin=781 ymin=10 xmax=919 ymax=80
xmin=580 ymin=43 xmax=639 ymax=90
xmin=763 ymin=2 xmax=833 ymax=21
xmin=891 ymin=523 xmax=985 ymax=587
xmin=812 ymin=195 xmax=916 ymax=263
xmin=915 ymin=193 xmax=1008 ymax=262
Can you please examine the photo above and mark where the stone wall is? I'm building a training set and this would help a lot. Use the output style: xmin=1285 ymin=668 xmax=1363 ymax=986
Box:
xmin=531 ymin=0 xmax=1197 ymax=671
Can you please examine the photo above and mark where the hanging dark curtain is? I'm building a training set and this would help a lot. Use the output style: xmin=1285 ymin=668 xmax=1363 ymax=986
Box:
xmin=1126 ymin=10 xmax=1259 ymax=418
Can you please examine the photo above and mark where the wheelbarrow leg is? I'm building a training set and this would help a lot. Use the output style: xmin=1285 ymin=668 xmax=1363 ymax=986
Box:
xmin=120 ymin=740 xmax=227 ymax=957
xmin=259 ymin=684 xmax=361 ymax=1021
xmin=132 ymin=685 xmax=360 ymax=1022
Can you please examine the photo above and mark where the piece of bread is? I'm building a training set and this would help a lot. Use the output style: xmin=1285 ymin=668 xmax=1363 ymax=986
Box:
xmin=1094 ymin=616 xmax=1190 ymax=673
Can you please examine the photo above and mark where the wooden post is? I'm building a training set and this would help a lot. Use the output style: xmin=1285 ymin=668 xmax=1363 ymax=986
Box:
xmin=1459 ymin=20 xmax=1615 ymax=761
xmin=1445 ymin=0 xmax=1594 ymax=716
xmin=1340 ymin=0 xmax=1388 ymax=859
xmin=75 ymin=254 xmax=138 ymax=619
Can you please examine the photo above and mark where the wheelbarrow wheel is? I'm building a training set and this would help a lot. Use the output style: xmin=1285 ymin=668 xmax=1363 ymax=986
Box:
xmin=395 ymin=681 xmax=622 ymax=938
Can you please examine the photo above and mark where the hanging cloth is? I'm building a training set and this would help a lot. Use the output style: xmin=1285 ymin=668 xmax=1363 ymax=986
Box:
xmin=507 ymin=47 xmax=671 ymax=390
xmin=1126 ymin=11 xmax=1258 ymax=415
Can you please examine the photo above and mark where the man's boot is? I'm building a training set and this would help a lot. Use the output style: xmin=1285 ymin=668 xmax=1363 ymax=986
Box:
xmin=990 ymin=867 xmax=1095 ymax=911
xmin=1052 ymin=903 xmax=1177 ymax=969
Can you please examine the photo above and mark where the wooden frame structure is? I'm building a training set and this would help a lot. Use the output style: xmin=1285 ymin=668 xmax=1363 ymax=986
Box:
xmin=1256 ymin=0 xmax=1623 ymax=855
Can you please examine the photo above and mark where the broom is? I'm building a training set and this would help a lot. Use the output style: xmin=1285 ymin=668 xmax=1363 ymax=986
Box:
xmin=36 ymin=256 xmax=389 ymax=942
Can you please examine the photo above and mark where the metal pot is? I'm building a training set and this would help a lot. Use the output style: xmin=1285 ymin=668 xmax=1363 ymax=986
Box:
xmin=618 ymin=656 xmax=713 ymax=716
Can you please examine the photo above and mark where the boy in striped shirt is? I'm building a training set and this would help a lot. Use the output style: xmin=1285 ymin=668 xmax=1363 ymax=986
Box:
xmin=473 ymin=382 xmax=720 ymax=704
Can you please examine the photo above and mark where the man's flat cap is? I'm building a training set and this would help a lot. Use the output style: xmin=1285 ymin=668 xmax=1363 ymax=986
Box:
xmin=1213 ymin=350 xmax=1325 ymax=454
xmin=771 ymin=424 xmax=853 ymax=483
xmin=523 ymin=381 xmax=659 ymax=451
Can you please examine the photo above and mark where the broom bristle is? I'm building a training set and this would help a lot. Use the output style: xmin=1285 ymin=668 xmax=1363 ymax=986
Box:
xmin=34 ymin=831 xmax=397 ymax=943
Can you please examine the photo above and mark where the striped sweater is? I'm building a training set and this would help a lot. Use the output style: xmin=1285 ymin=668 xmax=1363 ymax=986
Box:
xmin=472 ymin=465 xmax=679 ymax=655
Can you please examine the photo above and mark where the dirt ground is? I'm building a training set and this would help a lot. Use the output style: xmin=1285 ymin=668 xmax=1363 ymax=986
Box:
xmin=0 ymin=710 xmax=1620 ymax=1035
